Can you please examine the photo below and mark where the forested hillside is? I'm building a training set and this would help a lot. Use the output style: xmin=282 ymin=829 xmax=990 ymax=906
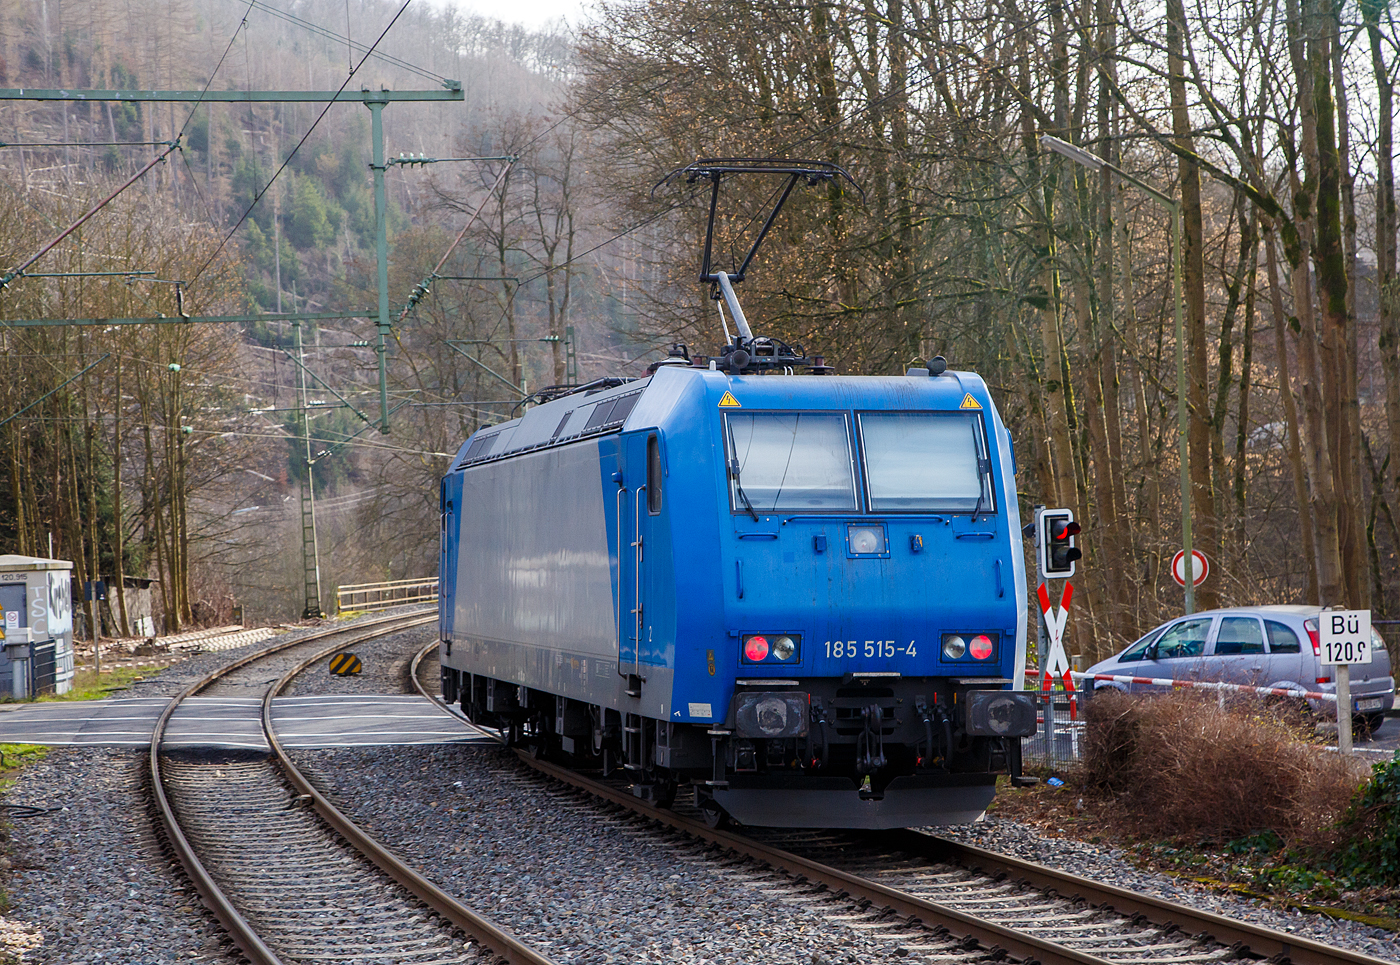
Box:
xmin=2 ymin=0 xmax=1400 ymax=663
xmin=0 ymin=0 xmax=623 ymax=627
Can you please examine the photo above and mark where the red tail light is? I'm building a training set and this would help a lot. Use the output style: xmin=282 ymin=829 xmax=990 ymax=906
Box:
xmin=1304 ymin=617 xmax=1321 ymax=656
xmin=969 ymin=634 xmax=995 ymax=660
xmin=743 ymin=635 xmax=769 ymax=662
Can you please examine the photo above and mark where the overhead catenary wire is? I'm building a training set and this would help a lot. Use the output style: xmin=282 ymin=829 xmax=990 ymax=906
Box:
xmin=497 ymin=22 xmax=952 ymax=300
xmin=1 ymin=143 xmax=178 ymax=288
xmin=0 ymin=354 xmax=111 ymax=430
xmin=248 ymin=0 xmax=448 ymax=85
xmin=177 ymin=2 xmax=257 ymax=147
xmin=396 ymin=158 xmax=518 ymax=324
xmin=186 ymin=0 xmax=416 ymax=292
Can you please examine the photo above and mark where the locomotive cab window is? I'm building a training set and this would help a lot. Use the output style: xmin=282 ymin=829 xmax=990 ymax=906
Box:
xmin=857 ymin=411 xmax=994 ymax=513
xmin=647 ymin=434 xmax=663 ymax=514
xmin=725 ymin=412 xmax=857 ymax=513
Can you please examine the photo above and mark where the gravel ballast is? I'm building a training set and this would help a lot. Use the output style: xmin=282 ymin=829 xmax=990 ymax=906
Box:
xmin=935 ymin=819 xmax=1400 ymax=962
xmin=291 ymin=741 xmax=1400 ymax=964
xmin=3 ymin=612 xmax=1397 ymax=963
xmin=292 ymin=743 xmax=932 ymax=965
xmin=2 ymin=748 xmax=228 ymax=963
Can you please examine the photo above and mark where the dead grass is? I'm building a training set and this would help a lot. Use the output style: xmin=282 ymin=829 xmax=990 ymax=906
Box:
xmin=991 ymin=693 xmax=1400 ymax=919
xmin=1076 ymin=689 xmax=1370 ymax=846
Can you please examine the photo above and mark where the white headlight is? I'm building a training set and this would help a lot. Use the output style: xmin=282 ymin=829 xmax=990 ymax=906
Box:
xmin=772 ymin=635 xmax=797 ymax=660
xmin=943 ymin=634 xmax=967 ymax=659
xmin=848 ymin=524 xmax=883 ymax=554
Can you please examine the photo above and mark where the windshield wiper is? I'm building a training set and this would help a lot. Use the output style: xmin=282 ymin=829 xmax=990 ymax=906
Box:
xmin=970 ymin=458 xmax=990 ymax=522
xmin=730 ymin=458 xmax=760 ymax=521
xmin=725 ymin=423 xmax=761 ymax=521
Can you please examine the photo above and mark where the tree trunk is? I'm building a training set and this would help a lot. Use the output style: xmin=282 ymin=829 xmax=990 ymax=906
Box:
xmin=1316 ymin=0 xmax=1365 ymax=606
xmin=1286 ymin=0 xmax=1347 ymax=605
xmin=112 ymin=352 xmax=131 ymax=637
xmin=1025 ymin=69 xmax=1078 ymax=511
xmin=1365 ymin=0 xmax=1400 ymax=613
xmin=1210 ymin=195 xmax=1256 ymax=581
xmin=1167 ymin=0 xmax=1219 ymax=609
xmin=1233 ymin=220 xmax=1258 ymax=559
xmin=1263 ymin=220 xmax=1320 ymax=601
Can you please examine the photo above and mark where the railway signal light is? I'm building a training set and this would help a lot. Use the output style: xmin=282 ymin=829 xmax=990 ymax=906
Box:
xmin=1038 ymin=508 xmax=1082 ymax=579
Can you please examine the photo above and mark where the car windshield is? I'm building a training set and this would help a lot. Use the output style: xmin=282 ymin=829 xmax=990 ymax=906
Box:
xmin=859 ymin=412 xmax=992 ymax=512
xmin=1153 ymin=618 xmax=1212 ymax=659
xmin=1117 ymin=626 xmax=1167 ymax=662
xmin=725 ymin=412 xmax=857 ymax=512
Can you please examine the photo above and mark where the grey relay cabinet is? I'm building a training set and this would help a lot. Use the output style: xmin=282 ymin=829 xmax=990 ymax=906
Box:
xmin=0 ymin=555 xmax=75 ymax=698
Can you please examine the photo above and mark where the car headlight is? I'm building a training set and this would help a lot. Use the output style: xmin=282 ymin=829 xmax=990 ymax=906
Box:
xmin=943 ymin=634 xmax=967 ymax=659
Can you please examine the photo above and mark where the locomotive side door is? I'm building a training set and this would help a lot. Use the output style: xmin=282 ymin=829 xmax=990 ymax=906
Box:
xmin=617 ymin=431 xmax=661 ymax=686
xmin=438 ymin=480 xmax=456 ymax=643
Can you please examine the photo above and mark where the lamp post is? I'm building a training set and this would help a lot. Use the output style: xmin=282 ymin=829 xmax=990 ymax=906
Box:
xmin=1038 ymin=134 xmax=1194 ymax=614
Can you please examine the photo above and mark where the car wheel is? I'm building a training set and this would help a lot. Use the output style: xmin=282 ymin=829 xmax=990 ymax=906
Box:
xmin=1358 ymin=713 xmax=1386 ymax=737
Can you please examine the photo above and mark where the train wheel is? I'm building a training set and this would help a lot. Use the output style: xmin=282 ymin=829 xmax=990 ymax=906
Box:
xmin=638 ymin=778 xmax=677 ymax=809
xmin=699 ymin=798 xmax=727 ymax=828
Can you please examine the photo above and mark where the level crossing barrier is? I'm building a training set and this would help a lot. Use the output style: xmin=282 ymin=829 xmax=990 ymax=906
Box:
xmin=1017 ymin=669 xmax=1345 ymax=767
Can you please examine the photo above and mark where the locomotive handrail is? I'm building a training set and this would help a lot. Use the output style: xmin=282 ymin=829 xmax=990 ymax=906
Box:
xmin=633 ymin=484 xmax=645 ymax=680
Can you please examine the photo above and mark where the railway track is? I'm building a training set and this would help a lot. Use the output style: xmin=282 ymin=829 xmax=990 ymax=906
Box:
xmin=407 ymin=640 xmax=1393 ymax=965
xmin=150 ymin=611 xmax=558 ymax=965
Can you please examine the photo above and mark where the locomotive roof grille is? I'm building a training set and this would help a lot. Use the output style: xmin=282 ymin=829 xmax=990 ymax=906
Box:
xmin=454 ymin=388 xmax=645 ymax=470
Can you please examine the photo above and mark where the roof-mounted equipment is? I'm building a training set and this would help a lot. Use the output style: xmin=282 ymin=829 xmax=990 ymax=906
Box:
xmin=654 ymin=158 xmax=863 ymax=375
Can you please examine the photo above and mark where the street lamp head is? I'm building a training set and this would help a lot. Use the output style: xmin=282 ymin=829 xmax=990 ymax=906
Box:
xmin=1039 ymin=134 xmax=1104 ymax=171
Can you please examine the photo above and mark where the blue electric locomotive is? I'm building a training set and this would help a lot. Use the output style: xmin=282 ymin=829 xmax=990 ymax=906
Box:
xmin=437 ymin=160 xmax=1039 ymax=828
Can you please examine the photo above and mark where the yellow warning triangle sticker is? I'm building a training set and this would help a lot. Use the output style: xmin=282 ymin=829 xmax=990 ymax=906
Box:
xmin=959 ymin=393 xmax=982 ymax=409
xmin=718 ymin=391 xmax=741 ymax=408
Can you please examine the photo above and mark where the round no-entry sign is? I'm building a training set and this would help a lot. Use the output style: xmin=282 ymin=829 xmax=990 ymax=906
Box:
xmin=1171 ymin=549 xmax=1209 ymax=587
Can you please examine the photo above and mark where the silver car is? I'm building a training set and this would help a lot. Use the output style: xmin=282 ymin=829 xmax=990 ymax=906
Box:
xmin=1082 ymin=605 xmax=1395 ymax=729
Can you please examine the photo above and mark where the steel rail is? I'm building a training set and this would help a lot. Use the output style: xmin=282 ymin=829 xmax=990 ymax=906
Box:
xmin=265 ymin=627 xmax=558 ymax=965
xmin=409 ymin=639 xmax=500 ymax=741
xmin=878 ymin=830 xmax=1392 ymax=965
xmin=411 ymin=638 xmax=1392 ymax=965
xmin=518 ymin=755 xmax=1397 ymax=965
xmin=149 ymin=610 xmax=431 ymax=965
xmin=414 ymin=642 xmax=1114 ymax=964
xmin=518 ymin=752 xmax=1125 ymax=965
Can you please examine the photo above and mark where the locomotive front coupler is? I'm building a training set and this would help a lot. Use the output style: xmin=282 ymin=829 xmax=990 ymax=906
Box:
xmin=855 ymin=703 xmax=888 ymax=799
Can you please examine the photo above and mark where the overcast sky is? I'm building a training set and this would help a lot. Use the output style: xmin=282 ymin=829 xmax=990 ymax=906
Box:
xmin=430 ymin=0 xmax=593 ymax=30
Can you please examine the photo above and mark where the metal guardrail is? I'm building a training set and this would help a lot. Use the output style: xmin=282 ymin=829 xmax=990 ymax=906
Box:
xmin=335 ymin=577 xmax=438 ymax=614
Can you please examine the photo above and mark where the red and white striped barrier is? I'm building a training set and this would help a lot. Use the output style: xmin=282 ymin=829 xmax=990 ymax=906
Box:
xmin=1063 ymin=670 xmax=1338 ymax=703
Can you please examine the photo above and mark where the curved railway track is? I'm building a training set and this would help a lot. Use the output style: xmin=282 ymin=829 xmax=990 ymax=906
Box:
xmin=150 ymin=611 xmax=558 ymax=965
xmin=407 ymin=640 xmax=1393 ymax=965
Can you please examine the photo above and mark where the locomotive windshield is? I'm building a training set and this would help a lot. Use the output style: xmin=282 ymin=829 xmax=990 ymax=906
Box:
xmin=858 ymin=412 xmax=993 ymax=512
xmin=725 ymin=412 xmax=858 ymax=512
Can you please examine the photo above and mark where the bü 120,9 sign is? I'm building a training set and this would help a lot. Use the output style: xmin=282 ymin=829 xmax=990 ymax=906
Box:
xmin=1319 ymin=609 xmax=1372 ymax=666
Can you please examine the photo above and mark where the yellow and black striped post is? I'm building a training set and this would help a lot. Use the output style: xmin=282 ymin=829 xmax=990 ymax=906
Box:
xmin=328 ymin=652 xmax=363 ymax=675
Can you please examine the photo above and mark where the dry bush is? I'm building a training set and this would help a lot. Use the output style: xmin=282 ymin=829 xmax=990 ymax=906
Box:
xmin=1080 ymin=689 xmax=1370 ymax=845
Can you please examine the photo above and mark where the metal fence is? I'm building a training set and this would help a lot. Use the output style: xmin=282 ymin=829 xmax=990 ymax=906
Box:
xmin=334 ymin=578 xmax=439 ymax=614
xmin=1020 ymin=691 xmax=1084 ymax=766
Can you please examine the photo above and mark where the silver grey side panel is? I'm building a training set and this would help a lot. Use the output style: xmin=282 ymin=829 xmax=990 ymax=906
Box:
xmin=453 ymin=440 xmax=616 ymax=658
